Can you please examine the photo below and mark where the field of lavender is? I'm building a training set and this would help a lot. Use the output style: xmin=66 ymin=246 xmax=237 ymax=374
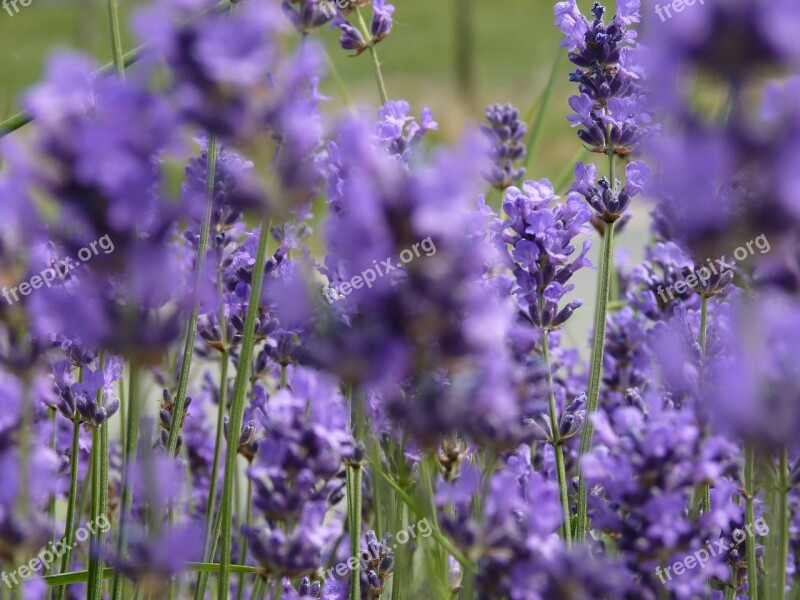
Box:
xmin=0 ymin=0 xmax=798 ymax=599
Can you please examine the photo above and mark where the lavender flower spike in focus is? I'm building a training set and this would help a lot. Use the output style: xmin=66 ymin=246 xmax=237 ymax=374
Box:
xmin=554 ymin=0 xmax=648 ymax=542
xmin=570 ymin=160 xmax=651 ymax=224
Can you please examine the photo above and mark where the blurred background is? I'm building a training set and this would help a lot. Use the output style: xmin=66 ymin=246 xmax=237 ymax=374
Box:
xmin=0 ymin=0 xmax=652 ymax=352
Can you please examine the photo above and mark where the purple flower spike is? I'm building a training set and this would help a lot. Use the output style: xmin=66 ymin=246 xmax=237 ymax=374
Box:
xmin=481 ymin=103 xmax=527 ymax=190
xmin=335 ymin=18 xmax=368 ymax=54
xmin=370 ymin=0 xmax=394 ymax=42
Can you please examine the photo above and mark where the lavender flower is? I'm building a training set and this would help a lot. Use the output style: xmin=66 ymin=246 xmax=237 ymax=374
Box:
xmin=481 ymin=103 xmax=527 ymax=190
xmin=282 ymin=0 xmax=336 ymax=32
xmin=556 ymin=0 xmax=650 ymax=156
xmin=569 ymin=160 xmax=650 ymax=223
xmin=499 ymin=178 xmax=592 ymax=329
xmin=583 ymin=395 xmax=740 ymax=598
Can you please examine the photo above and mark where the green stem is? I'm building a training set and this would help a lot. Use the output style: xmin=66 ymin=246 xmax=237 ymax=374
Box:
xmin=541 ymin=332 xmax=572 ymax=544
xmin=280 ymin=363 xmax=288 ymax=389
xmin=744 ymin=445 xmax=758 ymax=600
xmin=369 ymin=458 xmax=473 ymax=571
xmin=166 ymin=138 xmax=218 ymax=456
xmin=347 ymin=389 xmax=363 ymax=600
xmin=524 ymin=49 xmax=563 ymax=171
xmin=54 ymin=420 xmax=82 ymax=600
xmin=88 ymin=352 xmax=107 ymax=600
xmin=575 ymin=219 xmax=616 ymax=540
xmin=111 ymin=359 xmax=141 ymax=600
xmin=724 ymin=577 xmax=735 ymax=600
xmin=699 ymin=295 xmax=711 ymax=515
xmin=607 ymin=145 xmax=616 ymax=184
xmin=194 ymin=509 xmax=223 ymax=600
xmin=87 ymin=426 xmax=102 ymax=598
xmin=354 ymin=7 xmax=388 ymax=104
xmin=322 ymin=48 xmax=355 ymax=112
xmin=454 ymin=0 xmax=475 ymax=102
xmin=776 ymin=448 xmax=788 ymax=600
xmin=119 ymin=371 xmax=127 ymax=465
xmin=699 ymin=295 xmax=708 ymax=357
xmin=18 ymin=379 xmax=32 ymax=518
xmin=46 ymin=563 xmax=260 ymax=587
xmin=390 ymin=503 xmax=408 ymax=600
xmin=46 ymin=410 xmax=58 ymax=559
xmin=193 ymin=351 xmax=229 ymax=598
xmin=248 ymin=577 xmax=264 ymax=600
xmin=106 ymin=0 xmax=126 ymax=78
xmin=164 ymin=139 xmax=218 ymax=597
xmin=235 ymin=479 xmax=253 ymax=600
xmin=101 ymin=28 xmax=125 ymax=595
xmin=217 ymin=218 xmax=272 ymax=598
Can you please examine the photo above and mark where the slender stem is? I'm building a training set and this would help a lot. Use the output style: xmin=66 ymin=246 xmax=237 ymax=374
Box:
xmin=87 ymin=426 xmax=102 ymax=598
xmin=524 ymin=49 xmax=563 ymax=171
xmin=111 ymin=359 xmax=141 ymax=600
xmin=103 ymin=42 xmax=126 ymax=588
xmin=698 ymin=295 xmax=711 ymax=515
xmin=18 ymin=379 xmax=32 ymax=518
xmin=46 ymin=563 xmax=260 ymax=587
xmin=99 ymin=419 xmax=109 ymax=584
xmin=88 ymin=352 xmax=107 ymax=600
xmin=368 ymin=458 xmax=473 ymax=571
xmin=106 ymin=0 xmax=125 ymax=78
xmin=347 ymin=388 xmax=363 ymax=600
xmin=744 ymin=445 xmax=759 ymax=600
xmin=699 ymin=295 xmax=708 ymax=357
xmin=194 ymin=509 xmax=222 ymax=600
xmin=119 ymin=371 xmax=127 ymax=460
xmin=46 ymin=410 xmax=58 ymax=552
xmin=163 ymin=138 xmax=219 ymax=600
xmin=193 ymin=351 xmax=229 ymax=596
xmin=776 ymin=448 xmax=788 ymax=600
xmin=235 ymin=478 xmax=253 ymax=600
xmin=322 ymin=48 xmax=356 ymax=112
xmin=724 ymin=577 xmax=735 ymax=600
xmin=217 ymin=218 xmax=272 ymax=598
xmin=454 ymin=0 xmax=475 ymax=102
xmin=54 ymin=420 xmax=82 ymax=600
xmin=541 ymin=332 xmax=572 ymax=544
xmin=390 ymin=503 xmax=407 ymax=600
xmin=248 ymin=577 xmax=264 ymax=600
xmin=166 ymin=139 xmax=218 ymax=456
xmin=280 ymin=363 xmax=288 ymax=389
xmin=354 ymin=7 xmax=388 ymax=104
xmin=575 ymin=220 xmax=616 ymax=540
